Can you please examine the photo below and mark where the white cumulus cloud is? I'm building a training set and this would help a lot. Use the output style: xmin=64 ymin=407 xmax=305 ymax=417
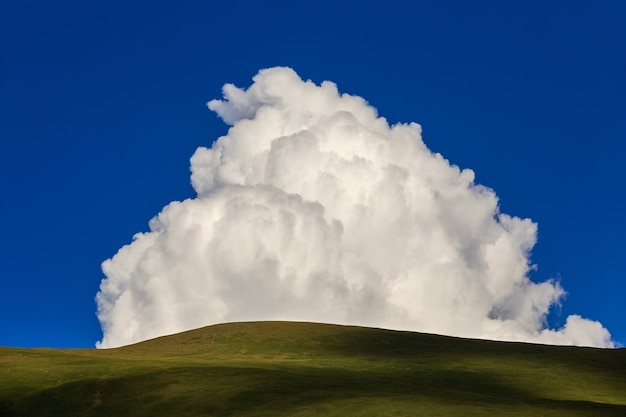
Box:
xmin=96 ymin=67 xmax=614 ymax=348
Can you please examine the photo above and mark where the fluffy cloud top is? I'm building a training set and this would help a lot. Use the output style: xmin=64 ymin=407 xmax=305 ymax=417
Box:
xmin=96 ymin=67 xmax=614 ymax=348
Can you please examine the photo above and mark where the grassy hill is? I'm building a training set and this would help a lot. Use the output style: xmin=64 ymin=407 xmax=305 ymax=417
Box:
xmin=1 ymin=321 xmax=625 ymax=416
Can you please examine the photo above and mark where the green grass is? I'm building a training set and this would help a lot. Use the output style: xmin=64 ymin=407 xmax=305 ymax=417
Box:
xmin=1 ymin=321 xmax=625 ymax=416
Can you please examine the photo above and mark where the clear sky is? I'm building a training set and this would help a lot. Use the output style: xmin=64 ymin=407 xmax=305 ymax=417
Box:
xmin=1 ymin=1 xmax=624 ymax=348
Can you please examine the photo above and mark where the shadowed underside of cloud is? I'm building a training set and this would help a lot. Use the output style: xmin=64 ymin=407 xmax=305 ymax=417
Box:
xmin=96 ymin=67 xmax=614 ymax=348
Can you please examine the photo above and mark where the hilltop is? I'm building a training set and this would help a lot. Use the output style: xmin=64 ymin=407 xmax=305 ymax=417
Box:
xmin=1 ymin=321 xmax=625 ymax=416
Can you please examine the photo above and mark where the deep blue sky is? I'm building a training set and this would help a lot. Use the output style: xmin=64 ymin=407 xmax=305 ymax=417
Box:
xmin=1 ymin=1 xmax=624 ymax=348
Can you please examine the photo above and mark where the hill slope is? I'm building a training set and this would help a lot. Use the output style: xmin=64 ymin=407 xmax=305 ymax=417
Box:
xmin=1 ymin=321 xmax=625 ymax=416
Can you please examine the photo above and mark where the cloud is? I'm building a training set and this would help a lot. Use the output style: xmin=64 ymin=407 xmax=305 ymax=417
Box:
xmin=96 ymin=67 xmax=614 ymax=348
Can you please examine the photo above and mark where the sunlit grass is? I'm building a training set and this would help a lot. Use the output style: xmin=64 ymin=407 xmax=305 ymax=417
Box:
xmin=1 ymin=321 xmax=625 ymax=416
